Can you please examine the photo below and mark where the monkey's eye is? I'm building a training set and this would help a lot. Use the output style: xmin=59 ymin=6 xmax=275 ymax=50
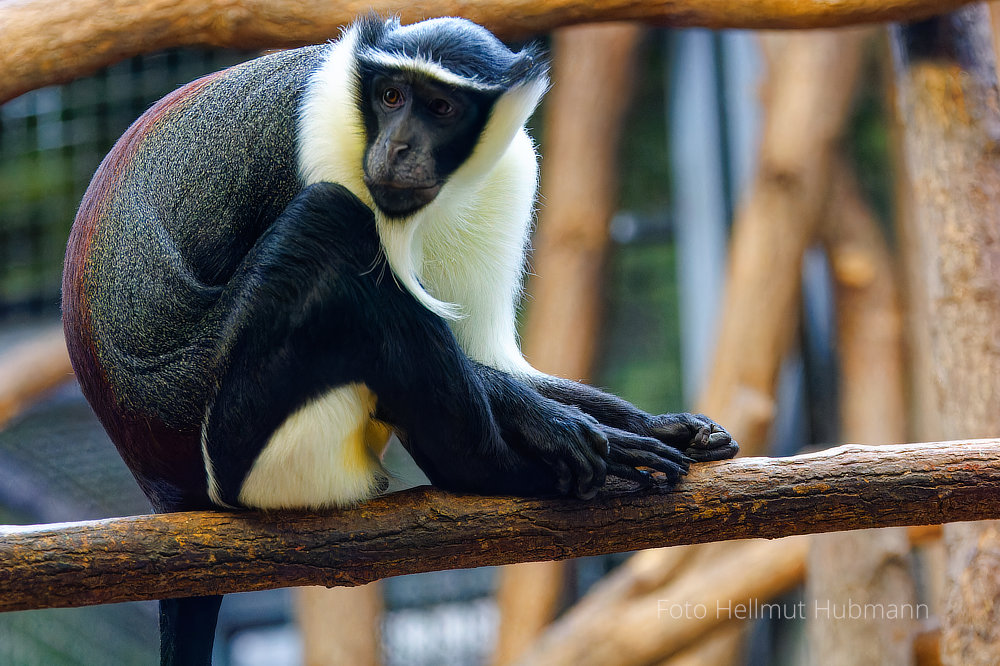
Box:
xmin=428 ymin=98 xmax=455 ymax=118
xmin=382 ymin=87 xmax=404 ymax=108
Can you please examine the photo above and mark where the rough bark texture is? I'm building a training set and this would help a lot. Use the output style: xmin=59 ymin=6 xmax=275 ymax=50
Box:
xmin=493 ymin=23 xmax=642 ymax=666
xmin=1 ymin=440 xmax=999 ymax=613
xmin=891 ymin=6 xmax=1000 ymax=664
xmin=0 ymin=0 xmax=982 ymax=104
xmin=297 ymin=585 xmax=381 ymax=666
xmin=807 ymin=163 xmax=918 ymax=666
xmin=0 ymin=326 xmax=74 ymax=428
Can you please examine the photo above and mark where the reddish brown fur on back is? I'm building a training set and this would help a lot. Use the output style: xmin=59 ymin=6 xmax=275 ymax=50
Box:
xmin=62 ymin=70 xmax=226 ymax=509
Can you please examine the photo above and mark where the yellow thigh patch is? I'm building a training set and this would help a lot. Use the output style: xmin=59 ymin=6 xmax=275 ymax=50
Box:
xmin=237 ymin=384 xmax=389 ymax=509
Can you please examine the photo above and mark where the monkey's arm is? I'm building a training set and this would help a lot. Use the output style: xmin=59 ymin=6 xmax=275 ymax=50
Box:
xmin=200 ymin=182 xmax=617 ymax=503
xmin=528 ymin=375 xmax=739 ymax=463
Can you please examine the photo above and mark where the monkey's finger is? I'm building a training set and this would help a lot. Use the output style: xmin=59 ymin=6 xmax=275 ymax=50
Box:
xmin=577 ymin=456 xmax=606 ymax=499
xmin=606 ymin=463 xmax=653 ymax=487
xmin=687 ymin=415 xmax=731 ymax=450
xmin=609 ymin=445 xmax=691 ymax=477
xmin=603 ymin=426 xmax=692 ymax=466
xmin=686 ymin=440 xmax=739 ymax=462
xmin=551 ymin=458 xmax=573 ymax=495
xmin=646 ymin=412 xmax=704 ymax=444
xmin=587 ymin=426 xmax=611 ymax=458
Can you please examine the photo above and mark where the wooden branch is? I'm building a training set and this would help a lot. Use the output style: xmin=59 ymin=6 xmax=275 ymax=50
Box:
xmin=1 ymin=440 xmax=998 ymax=613
xmin=517 ymin=536 xmax=812 ymax=666
xmin=0 ymin=0 xmax=981 ymax=105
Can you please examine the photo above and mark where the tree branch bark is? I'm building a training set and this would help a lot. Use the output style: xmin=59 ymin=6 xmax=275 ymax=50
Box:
xmin=1 ymin=439 xmax=998 ymax=613
xmin=0 ymin=0 xmax=982 ymax=105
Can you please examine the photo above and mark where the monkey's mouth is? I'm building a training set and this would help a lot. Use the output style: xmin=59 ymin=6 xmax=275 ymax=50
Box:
xmin=365 ymin=179 xmax=443 ymax=218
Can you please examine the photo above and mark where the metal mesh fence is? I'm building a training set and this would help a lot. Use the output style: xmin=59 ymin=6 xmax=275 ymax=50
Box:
xmin=0 ymin=48 xmax=250 ymax=317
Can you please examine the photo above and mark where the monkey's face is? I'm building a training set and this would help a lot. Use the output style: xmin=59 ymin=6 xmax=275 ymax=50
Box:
xmin=361 ymin=72 xmax=493 ymax=218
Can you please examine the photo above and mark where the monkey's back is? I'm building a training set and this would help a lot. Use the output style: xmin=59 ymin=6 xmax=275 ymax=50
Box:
xmin=63 ymin=45 xmax=329 ymax=507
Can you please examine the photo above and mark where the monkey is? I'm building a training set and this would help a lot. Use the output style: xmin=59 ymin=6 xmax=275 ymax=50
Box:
xmin=62 ymin=15 xmax=737 ymax=665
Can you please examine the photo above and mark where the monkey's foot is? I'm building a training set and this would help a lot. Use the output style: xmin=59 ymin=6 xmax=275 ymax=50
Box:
xmin=645 ymin=413 xmax=738 ymax=462
xmin=507 ymin=400 xmax=697 ymax=498
xmin=600 ymin=424 xmax=692 ymax=489
xmin=506 ymin=400 xmax=609 ymax=500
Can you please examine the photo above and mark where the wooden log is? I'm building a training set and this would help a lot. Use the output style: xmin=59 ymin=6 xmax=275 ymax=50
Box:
xmin=519 ymin=22 xmax=642 ymax=383
xmin=0 ymin=0 xmax=983 ymax=105
xmin=0 ymin=326 xmax=74 ymax=428
xmin=517 ymin=29 xmax=869 ymax=666
xmin=516 ymin=505 xmax=944 ymax=666
xmin=891 ymin=5 xmax=1000 ymax=664
xmin=1 ymin=439 xmax=999 ymax=613
xmin=647 ymin=31 xmax=867 ymax=666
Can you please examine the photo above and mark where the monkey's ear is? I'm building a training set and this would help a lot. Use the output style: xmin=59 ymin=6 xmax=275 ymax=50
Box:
xmin=507 ymin=44 xmax=550 ymax=88
xmin=352 ymin=12 xmax=395 ymax=50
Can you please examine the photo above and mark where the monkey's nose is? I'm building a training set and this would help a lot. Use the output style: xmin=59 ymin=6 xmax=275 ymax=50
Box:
xmin=387 ymin=140 xmax=409 ymax=163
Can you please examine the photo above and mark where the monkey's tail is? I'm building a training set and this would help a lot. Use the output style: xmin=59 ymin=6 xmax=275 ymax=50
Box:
xmin=159 ymin=595 xmax=224 ymax=666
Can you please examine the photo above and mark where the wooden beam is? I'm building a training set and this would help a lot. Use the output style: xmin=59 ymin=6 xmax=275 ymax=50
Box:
xmin=1 ymin=439 xmax=998 ymax=613
xmin=0 ymin=0 xmax=982 ymax=105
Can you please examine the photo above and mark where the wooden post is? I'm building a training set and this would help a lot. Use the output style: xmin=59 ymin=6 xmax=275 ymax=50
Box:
xmin=297 ymin=585 xmax=381 ymax=666
xmin=493 ymin=22 xmax=643 ymax=666
xmin=514 ymin=28 xmax=867 ymax=666
xmin=696 ymin=29 xmax=867 ymax=453
xmin=891 ymin=5 xmax=1000 ymax=663
xmin=807 ymin=163 xmax=917 ymax=665
xmin=660 ymin=29 xmax=866 ymax=666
